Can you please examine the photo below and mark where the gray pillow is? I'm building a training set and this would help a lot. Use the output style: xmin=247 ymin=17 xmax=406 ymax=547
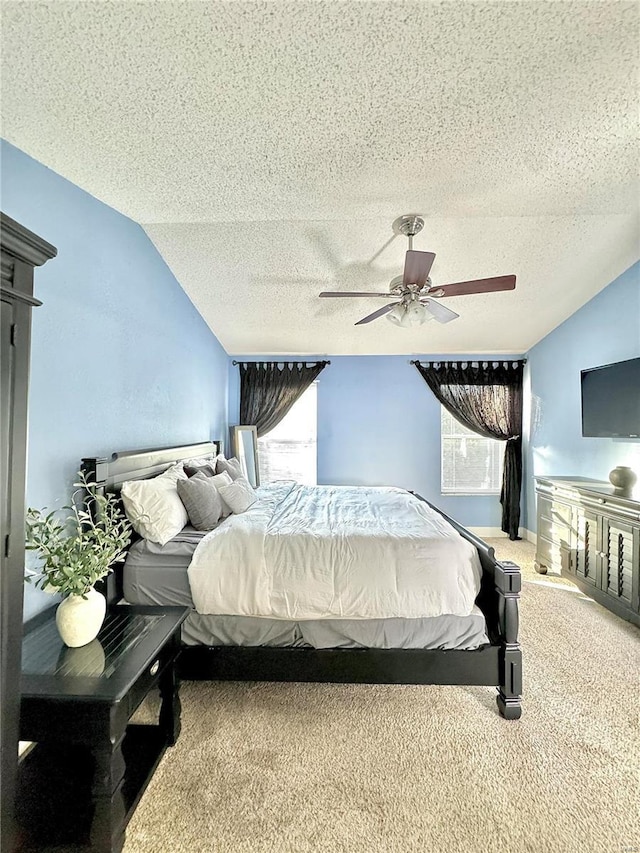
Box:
xmin=217 ymin=476 xmax=258 ymax=514
xmin=176 ymin=472 xmax=223 ymax=531
xmin=184 ymin=462 xmax=217 ymax=478
xmin=215 ymin=455 xmax=244 ymax=481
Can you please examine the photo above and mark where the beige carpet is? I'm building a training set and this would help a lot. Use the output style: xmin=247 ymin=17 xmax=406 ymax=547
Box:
xmin=125 ymin=539 xmax=640 ymax=853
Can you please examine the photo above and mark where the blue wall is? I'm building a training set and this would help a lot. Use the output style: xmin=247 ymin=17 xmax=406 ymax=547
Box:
xmin=229 ymin=353 xmax=524 ymax=528
xmin=523 ymin=262 xmax=640 ymax=531
xmin=1 ymin=141 xmax=230 ymax=619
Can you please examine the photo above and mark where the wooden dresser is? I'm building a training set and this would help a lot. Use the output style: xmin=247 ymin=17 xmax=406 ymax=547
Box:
xmin=1 ymin=213 xmax=56 ymax=850
xmin=534 ymin=476 xmax=640 ymax=627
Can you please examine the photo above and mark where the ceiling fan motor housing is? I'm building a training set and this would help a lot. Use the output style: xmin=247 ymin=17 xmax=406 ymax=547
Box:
xmin=390 ymin=274 xmax=432 ymax=296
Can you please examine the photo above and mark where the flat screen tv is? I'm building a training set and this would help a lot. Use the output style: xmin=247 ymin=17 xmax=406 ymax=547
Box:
xmin=581 ymin=357 xmax=640 ymax=438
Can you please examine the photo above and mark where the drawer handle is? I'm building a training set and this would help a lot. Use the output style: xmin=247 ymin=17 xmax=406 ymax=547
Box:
xmin=149 ymin=660 xmax=160 ymax=677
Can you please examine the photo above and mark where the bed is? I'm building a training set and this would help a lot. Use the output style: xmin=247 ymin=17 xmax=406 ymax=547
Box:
xmin=81 ymin=441 xmax=522 ymax=719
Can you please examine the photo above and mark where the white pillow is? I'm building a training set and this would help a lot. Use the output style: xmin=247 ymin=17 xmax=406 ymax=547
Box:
xmin=209 ymin=471 xmax=234 ymax=516
xmin=218 ymin=476 xmax=258 ymax=515
xmin=121 ymin=464 xmax=189 ymax=545
xmin=161 ymin=462 xmax=187 ymax=482
xmin=181 ymin=455 xmax=217 ymax=469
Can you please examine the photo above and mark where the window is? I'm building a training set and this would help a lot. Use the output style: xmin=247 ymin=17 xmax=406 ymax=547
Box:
xmin=258 ymin=383 xmax=317 ymax=485
xmin=441 ymin=406 xmax=503 ymax=494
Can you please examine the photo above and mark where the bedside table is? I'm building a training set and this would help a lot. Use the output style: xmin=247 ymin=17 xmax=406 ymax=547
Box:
xmin=16 ymin=605 xmax=189 ymax=853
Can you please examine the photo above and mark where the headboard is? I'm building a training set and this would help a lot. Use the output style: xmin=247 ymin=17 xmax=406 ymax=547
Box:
xmin=81 ymin=440 xmax=220 ymax=604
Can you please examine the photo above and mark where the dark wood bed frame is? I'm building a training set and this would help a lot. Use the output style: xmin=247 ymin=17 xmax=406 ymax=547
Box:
xmin=82 ymin=441 xmax=522 ymax=719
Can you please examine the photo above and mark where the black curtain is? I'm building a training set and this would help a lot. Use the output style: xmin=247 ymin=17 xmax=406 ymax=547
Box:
xmin=238 ymin=361 xmax=329 ymax=438
xmin=414 ymin=360 xmax=525 ymax=540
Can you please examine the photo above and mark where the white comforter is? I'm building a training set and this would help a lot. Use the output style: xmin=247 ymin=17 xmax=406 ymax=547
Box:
xmin=187 ymin=482 xmax=482 ymax=620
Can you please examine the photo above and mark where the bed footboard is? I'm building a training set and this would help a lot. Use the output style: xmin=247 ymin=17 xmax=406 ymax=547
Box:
xmin=417 ymin=496 xmax=522 ymax=719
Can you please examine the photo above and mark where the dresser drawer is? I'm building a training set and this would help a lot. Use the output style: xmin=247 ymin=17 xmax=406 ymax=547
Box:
xmin=126 ymin=643 xmax=176 ymax=718
xmin=537 ymin=512 xmax=572 ymax=548
xmin=536 ymin=534 xmax=571 ymax=574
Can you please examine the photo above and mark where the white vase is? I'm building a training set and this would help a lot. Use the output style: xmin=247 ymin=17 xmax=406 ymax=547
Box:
xmin=56 ymin=588 xmax=106 ymax=648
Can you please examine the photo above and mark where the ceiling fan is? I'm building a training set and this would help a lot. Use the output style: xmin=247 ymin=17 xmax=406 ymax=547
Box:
xmin=319 ymin=215 xmax=516 ymax=327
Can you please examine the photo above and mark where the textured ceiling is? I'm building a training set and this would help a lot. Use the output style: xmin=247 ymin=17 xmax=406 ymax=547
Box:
xmin=2 ymin=1 xmax=638 ymax=355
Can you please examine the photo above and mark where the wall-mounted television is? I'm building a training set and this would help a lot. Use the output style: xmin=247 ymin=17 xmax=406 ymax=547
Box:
xmin=581 ymin=357 xmax=640 ymax=438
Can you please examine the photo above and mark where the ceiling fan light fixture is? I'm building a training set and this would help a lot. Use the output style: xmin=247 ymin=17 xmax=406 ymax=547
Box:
xmin=386 ymin=300 xmax=431 ymax=328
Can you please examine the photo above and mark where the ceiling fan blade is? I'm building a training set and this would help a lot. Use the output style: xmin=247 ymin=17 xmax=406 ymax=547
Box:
xmin=421 ymin=297 xmax=459 ymax=324
xmin=403 ymin=250 xmax=436 ymax=288
xmin=319 ymin=291 xmax=393 ymax=298
xmin=354 ymin=302 xmax=399 ymax=325
xmin=430 ymin=274 xmax=516 ymax=298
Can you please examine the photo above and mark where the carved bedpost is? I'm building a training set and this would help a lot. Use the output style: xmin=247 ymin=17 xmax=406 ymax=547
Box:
xmin=494 ymin=560 xmax=522 ymax=719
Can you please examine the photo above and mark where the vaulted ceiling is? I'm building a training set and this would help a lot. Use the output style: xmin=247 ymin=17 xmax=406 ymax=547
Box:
xmin=2 ymin=1 xmax=638 ymax=354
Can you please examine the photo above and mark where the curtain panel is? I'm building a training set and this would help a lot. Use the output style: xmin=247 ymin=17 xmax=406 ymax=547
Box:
xmin=413 ymin=360 xmax=525 ymax=540
xmin=237 ymin=361 xmax=329 ymax=438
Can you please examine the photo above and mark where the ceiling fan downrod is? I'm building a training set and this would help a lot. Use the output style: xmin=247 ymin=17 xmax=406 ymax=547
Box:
xmin=393 ymin=214 xmax=425 ymax=252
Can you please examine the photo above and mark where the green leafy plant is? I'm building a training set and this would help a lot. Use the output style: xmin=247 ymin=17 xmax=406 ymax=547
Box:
xmin=25 ymin=472 xmax=132 ymax=598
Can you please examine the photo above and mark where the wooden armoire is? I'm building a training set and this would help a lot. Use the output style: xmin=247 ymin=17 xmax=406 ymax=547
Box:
xmin=1 ymin=213 xmax=56 ymax=851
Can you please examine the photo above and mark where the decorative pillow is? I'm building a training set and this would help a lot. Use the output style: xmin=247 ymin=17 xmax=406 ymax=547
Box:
xmin=161 ymin=462 xmax=187 ymax=482
xmin=217 ymin=476 xmax=258 ymax=515
xmin=181 ymin=455 xmax=216 ymax=468
xmin=121 ymin=465 xmax=189 ymax=546
xmin=184 ymin=462 xmax=217 ymax=478
xmin=177 ymin=472 xmax=223 ymax=531
xmin=216 ymin=455 xmax=244 ymax=481
xmin=209 ymin=471 xmax=234 ymax=515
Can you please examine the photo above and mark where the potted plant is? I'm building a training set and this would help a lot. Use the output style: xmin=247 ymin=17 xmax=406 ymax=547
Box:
xmin=25 ymin=472 xmax=131 ymax=647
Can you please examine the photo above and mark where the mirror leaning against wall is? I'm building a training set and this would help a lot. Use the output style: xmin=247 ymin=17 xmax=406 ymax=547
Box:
xmin=230 ymin=425 xmax=260 ymax=488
